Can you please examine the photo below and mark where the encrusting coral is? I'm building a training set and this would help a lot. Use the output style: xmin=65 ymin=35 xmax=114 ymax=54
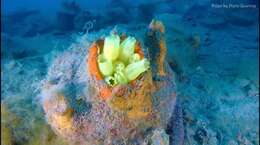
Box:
xmin=148 ymin=19 xmax=167 ymax=76
xmin=42 ymin=85 xmax=75 ymax=139
xmin=41 ymin=19 xmax=182 ymax=145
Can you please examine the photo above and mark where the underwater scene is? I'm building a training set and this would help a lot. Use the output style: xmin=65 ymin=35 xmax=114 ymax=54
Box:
xmin=1 ymin=0 xmax=259 ymax=145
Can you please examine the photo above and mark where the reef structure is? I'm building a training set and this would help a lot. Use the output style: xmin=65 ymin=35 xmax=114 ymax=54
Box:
xmin=41 ymin=19 xmax=183 ymax=145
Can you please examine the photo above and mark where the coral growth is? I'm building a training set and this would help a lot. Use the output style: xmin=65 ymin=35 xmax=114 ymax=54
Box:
xmin=41 ymin=20 xmax=180 ymax=144
xmin=148 ymin=19 xmax=167 ymax=76
xmin=109 ymin=70 xmax=156 ymax=121
xmin=42 ymin=85 xmax=75 ymax=138
xmin=87 ymin=43 xmax=103 ymax=81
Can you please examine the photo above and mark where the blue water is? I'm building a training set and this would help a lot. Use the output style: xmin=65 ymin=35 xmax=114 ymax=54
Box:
xmin=1 ymin=0 xmax=259 ymax=145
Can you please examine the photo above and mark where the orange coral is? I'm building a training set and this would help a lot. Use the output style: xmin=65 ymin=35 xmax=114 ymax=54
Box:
xmin=43 ymin=93 xmax=74 ymax=137
xmin=99 ymin=86 xmax=112 ymax=100
xmin=86 ymin=40 xmax=113 ymax=100
xmin=134 ymin=42 xmax=144 ymax=59
xmin=87 ymin=43 xmax=103 ymax=80
xmin=157 ymin=38 xmax=167 ymax=76
xmin=109 ymin=71 xmax=156 ymax=122
xmin=149 ymin=19 xmax=167 ymax=76
xmin=149 ymin=19 xmax=165 ymax=34
xmin=50 ymin=108 xmax=73 ymax=131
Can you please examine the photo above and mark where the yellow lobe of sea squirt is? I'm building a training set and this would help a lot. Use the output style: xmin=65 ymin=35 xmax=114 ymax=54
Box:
xmin=119 ymin=36 xmax=136 ymax=63
xmin=129 ymin=53 xmax=141 ymax=64
xmin=103 ymin=34 xmax=120 ymax=61
xmin=98 ymin=53 xmax=114 ymax=76
xmin=125 ymin=58 xmax=150 ymax=81
xmin=114 ymin=70 xmax=128 ymax=84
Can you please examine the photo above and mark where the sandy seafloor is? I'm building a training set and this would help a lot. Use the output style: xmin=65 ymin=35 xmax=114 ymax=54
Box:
xmin=1 ymin=0 xmax=259 ymax=145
